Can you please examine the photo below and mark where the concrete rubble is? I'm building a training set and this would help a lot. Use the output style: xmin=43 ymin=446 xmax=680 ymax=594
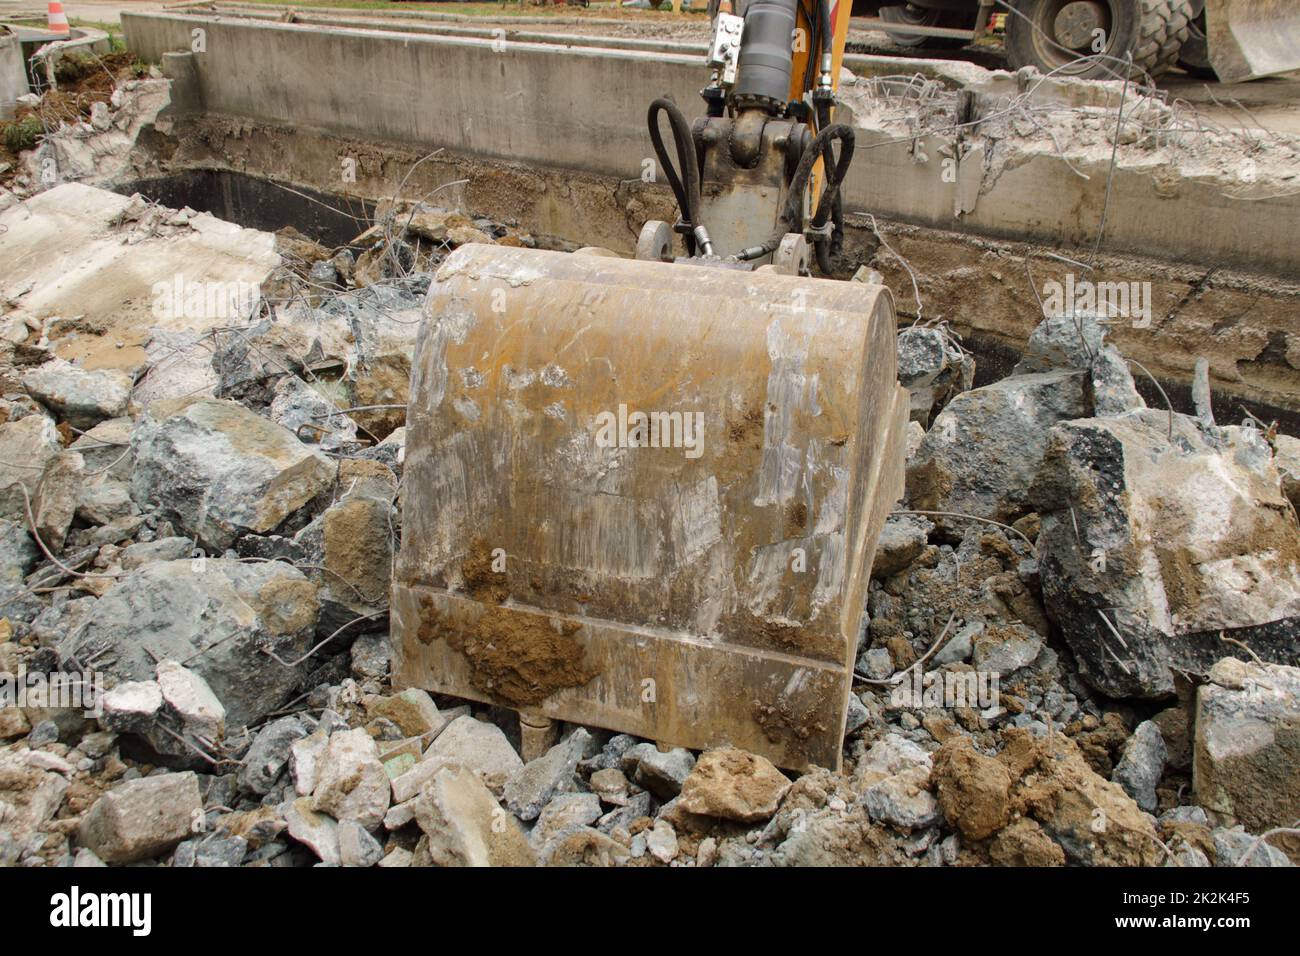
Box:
xmin=0 ymin=165 xmax=1296 ymax=869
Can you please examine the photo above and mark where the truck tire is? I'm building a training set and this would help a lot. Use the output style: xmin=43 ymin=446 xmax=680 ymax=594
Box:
xmin=879 ymin=4 xmax=975 ymax=50
xmin=1005 ymin=0 xmax=1193 ymax=81
xmin=1177 ymin=10 xmax=1217 ymax=79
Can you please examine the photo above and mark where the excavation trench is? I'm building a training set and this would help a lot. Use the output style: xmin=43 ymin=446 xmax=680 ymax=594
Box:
xmin=114 ymin=171 xmax=376 ymax=249
xmin=114 ymin=157 xmax=1300 ymax=437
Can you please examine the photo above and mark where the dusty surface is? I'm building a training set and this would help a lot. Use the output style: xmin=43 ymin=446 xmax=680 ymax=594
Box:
xmin=0 ymin=184 xmax=281 ymax=385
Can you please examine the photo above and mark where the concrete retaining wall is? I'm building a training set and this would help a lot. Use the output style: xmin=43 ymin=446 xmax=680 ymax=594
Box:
xmin=1 ymin=29 xmax=27 ymax=120
xmin=123 ymin=11 xmax=1299 ymax=276
xmin=125 ymin=14 xmax=702 ymax=187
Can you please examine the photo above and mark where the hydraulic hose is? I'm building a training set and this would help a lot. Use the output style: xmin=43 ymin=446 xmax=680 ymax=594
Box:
xmin=648 ymin=97 xmax=711 ymax=256
xmin=735 ymin=123 xmax=854 ymax=267
xmin=815 ymin=0 xmax=832 ymax=84
xmin=809 ymin=123 xmax=852 ymax=273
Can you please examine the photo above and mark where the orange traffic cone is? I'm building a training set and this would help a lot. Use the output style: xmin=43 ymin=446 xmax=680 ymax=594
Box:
xmin=47 ymin=1 xmax=70 ymax=35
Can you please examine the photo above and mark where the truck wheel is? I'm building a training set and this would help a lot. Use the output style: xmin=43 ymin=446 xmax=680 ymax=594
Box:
xmin=1005 ymin=0 xmax=1192 ymax=80
xmin=1177 ymin=10 xmax=1217 ymax=79
xmin=878 ymin=4 xmax=975 ymax=50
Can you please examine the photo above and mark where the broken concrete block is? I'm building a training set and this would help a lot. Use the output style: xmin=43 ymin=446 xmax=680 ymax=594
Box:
xmin=239 ymin=715 xmax=308 ymax=795
xmin=1212 ymin=825 xmax=1295 ymax=867
xmin=100 ymin=680 xmax=164 ymax=734
xmin=1000 ymin=730 xmax=1163 ymax=866
xmin=0 ymin=414 xmax=61 ymax=520
xmin=1112 ymin=719 xmax=1166 ymax=814
xmin=338 ymin=819 xmax=384 ymax=868
xmin=292 ymin=494 xmax=392 ymax=634
xmin=66 ymin=559 xmax=320 ymax=729
xmin=311 ymin=728 xmax=390 ymax=830
xmin=156 ymin=659 xmax=226 ymax=741
xmin=907 ymin=369 xmax=1089 ymax=526
xmin=362 ymin=688 xmax=441 ymax=739
xmin=284 ymin=796 xmax=340 ymax=865
xmin=32 ymin=451 xmax=83 ymax=553
xmin=0 ymin=750 xmax=71 ymax=863
xmin=78 ymin=771 xmax=202 ymax=864
xmin=845 ymin=693 xmax=871 ymax=735
xmin=676 ymin=747 xmax=792 ymax=823
xmin=858 ymin=645 xmax=894 ymax=680
xmin=530 ymin=792 xmax=603 ymax=850
xmin=646 ymin=819 xmax=679 ymax=863
xmin=1194 ymin=659 xmax=1300 ymax=833
xmin=72 ymin=848 xmax=107 ymax=868
xmin=268 ymin=375 xmax=357 ymax=452
xmin=624 ymin=744 xmax=695 ymax=800
xmin=337 ymin=458 xmax=398 ymax=503
xmin=130 ymin=399 xmax=336 ymax=550
xmin=350 ymin=632 xmax=392 ymax=683
xmin=118 ymin=536 xmax=193 ymax=570
xmin=863 ymin=767 xmax=941 ymax=831
xmin=502 ymin=728 xmax=590 ymax=821
xmin=896 ymin=326 xmax=973 ymax=425
xmin=588 ymin=767 xmax=630 ymax=807
xmin=857 ymin=733 xmax=933 ymax=783
xmin=541 ymin=826 xmax=632 ymax=867
xmin=75 ymin=476 xmax=137 ymax=526
xmin=1011 ymin=302 xmax=1141 ymax=419
xmin=22 ymin=358 xmax=131 ymax=429
xmin=870 ymin=514 xmax=931 ymax=579
xmin=210 ymin=312 xmax=333 ymax=406
xmin=413 ymin=764 xmax=535 ymax=867
xmin=0 ymin=519 xmax=39 ymax=586
xmin=290 ymin=729 xmax=330 ymax=797
xmin=69 ymin=417 xmax=134 ymax=481
xmin=349 ymin=354 xmax=410 ymax=440
xmin=423 ymin=715 xmax=523 ymax=797
xmin=1090 ymin=345 xmax=1145 ymax=417
xmin=1011 ymin=313 xmax=1107 ymax=375
xmin=1033 ymin=411 xmax=1300 ymax=697
xmin=0 ymin=706 xmax=31 ymax=740
xmin=972 ymin=623 xmax=1043 ymax=676
xmin=377 ymin=847 xmax=412 ymax=868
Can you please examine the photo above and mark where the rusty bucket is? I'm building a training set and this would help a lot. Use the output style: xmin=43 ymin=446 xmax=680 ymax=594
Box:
xmin=391 ymin=243 xmax=907 ymax=770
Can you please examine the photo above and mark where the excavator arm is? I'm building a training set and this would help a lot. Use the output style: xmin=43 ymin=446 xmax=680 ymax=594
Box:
xmin=642 ymin=0 xmax=860 ymax=273
xmin=392 ymin=0 xmax=908 ymax=771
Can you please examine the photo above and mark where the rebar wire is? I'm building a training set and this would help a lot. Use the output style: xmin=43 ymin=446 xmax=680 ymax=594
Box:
xmin=1095 ymin=52 xmax=1133 ymax=254
xmin=260 ymin=610 xmax=387 ymax=669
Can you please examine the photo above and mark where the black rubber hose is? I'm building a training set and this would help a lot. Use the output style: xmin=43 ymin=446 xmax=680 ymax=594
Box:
xmin=810 ymin=124 xmax=853 ymax=273
xmin=648 ymin=97 xmax=704 ymax=256
xmin=816 ymin=0 xmax=832 ymax=80
xmin=736 ymin=123 xmax=854 ymax=265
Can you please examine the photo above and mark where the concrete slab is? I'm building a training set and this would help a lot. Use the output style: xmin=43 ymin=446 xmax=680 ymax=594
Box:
xmin=0 ymin=182 xmax=280 ymax=405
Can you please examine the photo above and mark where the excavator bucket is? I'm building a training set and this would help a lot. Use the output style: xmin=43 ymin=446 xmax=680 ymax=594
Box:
xmin=1206 ymin=0 xmax=1300 ymax=82
xmin=391 ymin=244 xmax=909 ymax=771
